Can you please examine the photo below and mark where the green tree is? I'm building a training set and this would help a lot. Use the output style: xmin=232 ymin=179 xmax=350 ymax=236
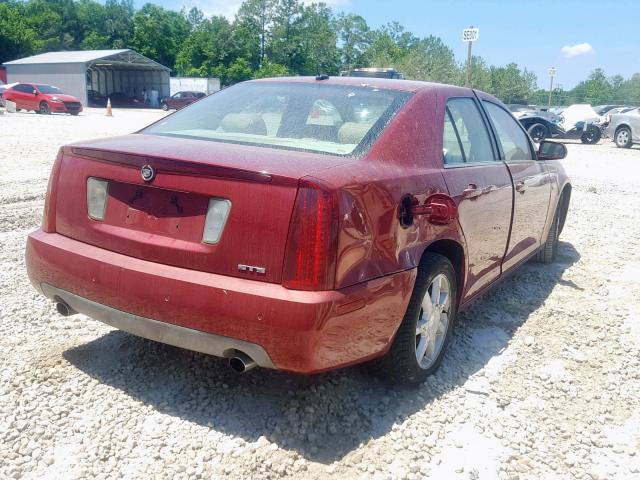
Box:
xmin=0 ymin=2 xmax=37 ymax=63
xmin=455 ymin=55 xmax=491 ymax=90
xmin=298 ymin=3 xmax=340 ymax=75
xmin=235 ymin=0 xmax=276 ymax=69
xmin=131 ymin=3 xmax=191 ymax=69
xmin=571 ymin=68 xmax=612 ymax=105
xmin=489 ymin=63 xmax=537 ymax=103
xmin=221 ymin=57 xmax=254 ymax=84
xmin=253 ymin=62 xmax=289 ymax=78
xmin=269 ymin=0 xmax=304 ymax=71
xmin=20 ymin=0 xmax=78 ymax=51
xmin=104 ymin=0 xmax=135 ymax=48
xmin=175 ymin=16 xmax=236 ymax=77
xmin=334 ymin=13 xmax=370 ymax=72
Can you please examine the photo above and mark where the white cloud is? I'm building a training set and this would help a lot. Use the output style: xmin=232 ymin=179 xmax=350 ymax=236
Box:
xmin=181 ymin=0 xmax=350 ymax=19
xmin=560 ymin=43 xmax=594 ymax=58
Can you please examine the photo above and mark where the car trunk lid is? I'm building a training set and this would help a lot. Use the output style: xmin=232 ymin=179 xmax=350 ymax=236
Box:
xmin=53 ymin=134 xmax=354 ymax=284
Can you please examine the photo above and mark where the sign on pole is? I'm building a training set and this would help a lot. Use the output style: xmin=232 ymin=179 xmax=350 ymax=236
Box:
xmin=463 ymin=27 xmax=479 ymax=87
xmin=462 ymin=28 xmax=479 ymax=43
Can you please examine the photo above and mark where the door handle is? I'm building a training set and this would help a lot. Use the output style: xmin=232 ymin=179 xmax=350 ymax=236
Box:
xmin=462 ymin=184 xmax=482 ymax=200
xmin=516 ymin=181 xmax=527 ymax=193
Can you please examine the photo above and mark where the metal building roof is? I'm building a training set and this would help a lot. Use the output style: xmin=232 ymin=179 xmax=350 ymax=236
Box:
xmin=3 ymin=49 xmax=170 ymax=71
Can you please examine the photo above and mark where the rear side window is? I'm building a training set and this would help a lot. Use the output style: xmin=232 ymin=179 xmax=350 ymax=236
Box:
xmin=443 ymin=98 xmax=495 ymax=165
xmin=143 ymin=82 xmax=411 ymax=156
xmin=443 ymin=109 xmax=465 ymax=165
xmin=483 ymin=102 xmax=534 ymax=161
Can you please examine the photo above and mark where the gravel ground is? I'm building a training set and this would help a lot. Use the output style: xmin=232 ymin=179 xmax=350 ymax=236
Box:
xmin=1 ymin=109 xmax=639 ymax=480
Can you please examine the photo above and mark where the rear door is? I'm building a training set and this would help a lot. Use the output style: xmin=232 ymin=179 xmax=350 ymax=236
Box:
xmin=10 ymin=84 xmax=32 ymax=109
xmin=481 ymin=99 xmax=551 ymax=272
xmin=440 ymin=96 xmax=514 ymax=301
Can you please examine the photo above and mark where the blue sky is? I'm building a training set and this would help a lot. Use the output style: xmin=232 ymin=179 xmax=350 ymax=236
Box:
xmin=141 ymin=0 xmax=638 ymax=89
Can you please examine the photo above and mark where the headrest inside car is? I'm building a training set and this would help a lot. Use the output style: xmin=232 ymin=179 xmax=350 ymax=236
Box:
xmin=221 ymin=114 xmax=268 ymax=136
xmin=338 ymin=122 xmax=371 ymax=144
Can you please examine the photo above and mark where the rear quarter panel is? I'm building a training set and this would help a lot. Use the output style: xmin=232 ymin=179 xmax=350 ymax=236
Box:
xmin=314 ymin=88 xmax=469 ymax=290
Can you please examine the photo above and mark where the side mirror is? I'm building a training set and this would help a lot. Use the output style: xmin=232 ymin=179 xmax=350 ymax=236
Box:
xmin=538 ymin=141 xmax=567 ymax=160
xmin=33 ymin=90 xmax=38 ymax=95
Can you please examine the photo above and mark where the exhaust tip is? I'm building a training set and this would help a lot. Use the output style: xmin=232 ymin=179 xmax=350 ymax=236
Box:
xmin=55 ymin=301 xmax=75 ymax=317
xmin=228 ymin=353 xmax=257 ymax=373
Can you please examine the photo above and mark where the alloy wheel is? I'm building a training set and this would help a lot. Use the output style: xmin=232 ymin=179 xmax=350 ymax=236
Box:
xmin=617 ymin=130 xmax=629 ymax=145
xmin=415 ymin=273 xmax=451 ymax=369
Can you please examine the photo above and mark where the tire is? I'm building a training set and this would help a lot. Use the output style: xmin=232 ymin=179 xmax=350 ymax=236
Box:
xmin=528 ymin=123 xmax=548 ymax=143
xmin=614 ymin=126 xmax=632 ymax=148
xmin=161 ymin=102 xmax=169 ymax=111
xmin=69 ymin=112 xmax=79 ymax=116
xmin=580 ymin=126 xmax=601 ymax=144
xmin=39 ymin=102 xmax=50 ymax=115
xmin=373 ymin=253 xmax=458 ymax=385
xmin=535 ymin=201 xmax=561 ymax=263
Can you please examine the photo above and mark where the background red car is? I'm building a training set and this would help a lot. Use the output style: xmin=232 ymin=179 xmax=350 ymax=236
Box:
xmin=26 ymin=77 xmax=570 ymax=385
xmin=160 ymin=91 xmax=206 ymax=111
xmin=4 ymin=83 xmax=83 ymax=115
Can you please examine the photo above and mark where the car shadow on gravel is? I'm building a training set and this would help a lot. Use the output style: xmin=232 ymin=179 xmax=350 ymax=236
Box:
xmin=63 ymin=241 xmax=580 ymax=464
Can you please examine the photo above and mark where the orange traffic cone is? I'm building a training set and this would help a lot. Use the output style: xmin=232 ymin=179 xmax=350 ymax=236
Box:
xmin=106 ymin=98 xmax=113 ymax=117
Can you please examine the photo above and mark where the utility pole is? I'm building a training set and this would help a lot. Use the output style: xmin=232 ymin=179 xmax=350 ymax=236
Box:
xmin=548 ymin=67 xmax=556 ymax=108
xmin=463 ymin=26 xmax=479 ymax=87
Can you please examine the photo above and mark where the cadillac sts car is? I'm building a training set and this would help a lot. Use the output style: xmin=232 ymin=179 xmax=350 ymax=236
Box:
xmin=25 ymin=77 xmax=571 ymax=385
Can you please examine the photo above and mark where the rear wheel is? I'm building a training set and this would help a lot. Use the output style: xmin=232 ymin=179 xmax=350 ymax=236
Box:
xmin=581 ymin=126 xmax=601 ymax=144
xmin=39 ymin=102 xmax=50 ymax=115
xmin=374 ymin=253 xmax=457 ymax=385
xmin=615 ymin=127 xmax=632 ymax=148
xmin=528 ymin=123 xmax=548 ymax=143
xmin=161 ymin=102 xmax=169 ymax=111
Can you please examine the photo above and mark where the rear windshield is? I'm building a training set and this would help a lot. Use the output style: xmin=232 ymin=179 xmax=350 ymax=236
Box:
xmin=143 ymin=82 xmax=411 ymax=156
xmin=37 ymin=85 xmax=64 ymax=94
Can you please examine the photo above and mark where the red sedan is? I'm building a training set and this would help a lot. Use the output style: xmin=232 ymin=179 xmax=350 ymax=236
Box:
xmin=25 ymin=77 xmax=570 ymax=385
xmin=160 ymin=91 xmax=206 ymax=111
xmin=4 ymin=83 xmax=83 ymax=115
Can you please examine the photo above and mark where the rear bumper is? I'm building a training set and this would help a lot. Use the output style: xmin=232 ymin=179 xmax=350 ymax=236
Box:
xmin=26 ymin=230 xmax=416 ymax=373
xmin=42 ymin=283 xmax=275 ymax=368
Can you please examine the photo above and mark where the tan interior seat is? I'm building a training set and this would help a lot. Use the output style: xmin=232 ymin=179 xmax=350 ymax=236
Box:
xmin=221 ymin=114 xmax=268 ymax=136
xmin=337 ymin=122 xmax=371 ymax=144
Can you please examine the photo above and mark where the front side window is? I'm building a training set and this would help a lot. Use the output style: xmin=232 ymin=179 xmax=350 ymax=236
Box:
xmin=483 ymin=102 xmax=533 ymax=161
xmin=143 ymin=82 xmax=411 ymax=156
xmin=444 ymin=98 xmax=495 ymax=164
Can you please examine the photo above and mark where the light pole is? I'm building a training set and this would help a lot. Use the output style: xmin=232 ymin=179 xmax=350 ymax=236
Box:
xmin=548 ymin=67 xmax=556 ymax=108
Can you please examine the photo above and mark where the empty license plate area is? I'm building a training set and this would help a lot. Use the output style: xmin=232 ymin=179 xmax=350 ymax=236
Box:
xmin=105 ymin=181 xmax=209 ymax=240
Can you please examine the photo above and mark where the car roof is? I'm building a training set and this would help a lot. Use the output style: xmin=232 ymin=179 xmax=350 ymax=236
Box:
xmin=249 ymin=76 xmax=465 ymax=94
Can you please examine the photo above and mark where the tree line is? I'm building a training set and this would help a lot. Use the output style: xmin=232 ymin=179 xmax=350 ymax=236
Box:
xmin=2 ymin=0 xmax=639 ymax=106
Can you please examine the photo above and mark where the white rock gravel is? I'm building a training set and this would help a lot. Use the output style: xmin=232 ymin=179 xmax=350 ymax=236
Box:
xmin=1 ymin=109 xmax=639 ymax=479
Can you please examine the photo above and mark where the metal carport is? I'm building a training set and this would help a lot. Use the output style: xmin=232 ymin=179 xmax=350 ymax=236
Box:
xmin=3 ymin=50 xmax=171 ymax=107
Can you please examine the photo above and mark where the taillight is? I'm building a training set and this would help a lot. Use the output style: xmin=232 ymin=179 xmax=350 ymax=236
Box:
xmin=282 ymin=178 xmax=338 ymax=291
xmin=41 ymin=149 xmax=64 ymax=232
